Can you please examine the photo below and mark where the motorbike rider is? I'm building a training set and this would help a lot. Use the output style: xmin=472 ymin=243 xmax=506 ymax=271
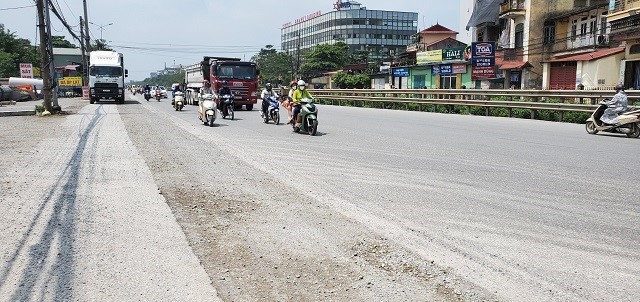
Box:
xmin=260 ymin=83 xmax=279 ymax=117
xmin=291 ymin=79 xmax=313 ymax=126
xmin=201 ymin=80 xmax=213 ymax=95
xmin=217 ymin=80 xmax=233 ymax=111
xmin=282 ymin=81 xmax=296 ymax=123
xmin=600 ymin=83 xmax=629 ymax=125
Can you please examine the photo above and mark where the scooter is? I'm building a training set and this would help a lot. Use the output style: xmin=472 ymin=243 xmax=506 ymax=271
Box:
xmin=261 ymin=96 xmax=280 ymax=125
xmin=292 ymin=98 xmax=318 ymax=136
xmin=220 ymin=94 xmax=234 ymax=120
xmin=155 ymin=89 xmax=162 ymax=102
xmin=173 ymin=91 xmax=185 ymax=111
xmin=144 ymin=90 xmax=151 ymax=102
xmin=585 ymin=99 xmax=640 ymax=138
xmin=198 ymin=93 xmax=216 ymax=127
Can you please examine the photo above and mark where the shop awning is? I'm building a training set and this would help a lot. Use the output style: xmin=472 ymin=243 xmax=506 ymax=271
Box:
xmin=546 ymin=47 xmax=625 ymax=62
xmin=55 ymin=64 xmax=80 ymax=71
xmin=498 ymin=61 xmax=533 ymax=70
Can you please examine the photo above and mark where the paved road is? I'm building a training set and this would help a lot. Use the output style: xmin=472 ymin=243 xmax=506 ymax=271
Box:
xmin=0 ymin=98 xmax=221 ymax=301
xmin=135 ymin=93 xmax=639 ymax=301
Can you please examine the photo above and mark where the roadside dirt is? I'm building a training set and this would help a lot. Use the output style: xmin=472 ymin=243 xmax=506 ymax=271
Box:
xmin=118 ymin=101 xmax=497 ymax=302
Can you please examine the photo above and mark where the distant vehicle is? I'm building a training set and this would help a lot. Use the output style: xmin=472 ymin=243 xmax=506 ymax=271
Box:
xmin=158 ymin=86 xmax=167 ymax=98
xmin=184 ymin=56 xmax=259 ymax=109
xmin=89 ymin=51 xmax=128 ymax=104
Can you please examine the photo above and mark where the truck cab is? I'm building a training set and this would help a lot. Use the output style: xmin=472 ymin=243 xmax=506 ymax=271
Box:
xmin=89 ymin=51 xmax=128 ymax=104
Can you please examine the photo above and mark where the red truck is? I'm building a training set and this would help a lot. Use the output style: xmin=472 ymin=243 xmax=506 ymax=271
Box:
xmin=184 ymin=56 xmax=259 ymax=110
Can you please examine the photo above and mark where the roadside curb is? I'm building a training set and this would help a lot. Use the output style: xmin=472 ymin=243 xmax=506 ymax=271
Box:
xmin=0 ymin=110 xmax=35 ymax=117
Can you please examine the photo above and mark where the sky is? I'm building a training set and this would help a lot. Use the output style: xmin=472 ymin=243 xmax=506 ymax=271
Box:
xmin=1 ymin=0 xmax=465 ymax=81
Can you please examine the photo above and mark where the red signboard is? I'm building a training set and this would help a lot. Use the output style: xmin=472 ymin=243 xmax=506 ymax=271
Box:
xmin=472 ymin=66 xmax=496 ymax=80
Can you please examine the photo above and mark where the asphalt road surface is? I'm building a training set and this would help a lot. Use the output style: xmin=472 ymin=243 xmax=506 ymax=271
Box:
xmin=128 ymin=93 xmax=639 ymax=301
xmin=2 ymin=93 xmax=638 ymax=301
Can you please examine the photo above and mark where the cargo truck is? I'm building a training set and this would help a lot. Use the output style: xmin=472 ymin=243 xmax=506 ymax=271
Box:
xmin=184 ymin=56 xmax=259 ymax=110
xmin=89 ymin=51 xmax=128 ymax=104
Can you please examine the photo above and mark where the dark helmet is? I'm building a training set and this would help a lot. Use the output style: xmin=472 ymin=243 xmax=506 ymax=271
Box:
xmin=266 ymin=83 xmax=272 ymax=91
xmin=615 ymin=83 xmax=625 ymax=92
xmin=203 ymin=80 xmax=210 ymax=87
xmin=222 ymin=80 xmax=228 ymax=87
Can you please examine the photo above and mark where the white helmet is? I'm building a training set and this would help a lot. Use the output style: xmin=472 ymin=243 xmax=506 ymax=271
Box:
xmin=297 ymin=80 xmax=306 ymax=87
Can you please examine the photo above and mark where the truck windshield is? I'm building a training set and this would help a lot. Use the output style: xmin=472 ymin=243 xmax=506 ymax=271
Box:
xmin=90 ymin=66 xmax=122 ymax=77
xmin=216 ymin=65 xmax=257 ymax=80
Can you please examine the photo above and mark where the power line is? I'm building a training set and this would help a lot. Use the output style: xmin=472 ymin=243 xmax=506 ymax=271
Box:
xmin=46 ymin=0 xmax=81 ymax=43
xmin=0 ymin=4 xmax=36 ymax=11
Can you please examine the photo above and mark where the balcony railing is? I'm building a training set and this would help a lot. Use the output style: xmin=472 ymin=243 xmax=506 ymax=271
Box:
xmin=611 ymin=0 xmax=640 ymax=14
xmin=500 ymin=0 xmax=526 ymax=15
xmin=497 ymin=48 xmax=524 ymax=62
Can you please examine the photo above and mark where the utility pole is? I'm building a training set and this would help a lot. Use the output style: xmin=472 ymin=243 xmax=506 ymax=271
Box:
xmin=43 ymin=0 xmax=59 ymax=109
xmin=83 ymin=0 xmax=91 ymax=53
xmin=296 ymin=34 xmax=301 ymax=79
xmin=36 ymin=0 xmax=53 ymax=113
xmin=80 ymin=16 xmax=88 ymax=86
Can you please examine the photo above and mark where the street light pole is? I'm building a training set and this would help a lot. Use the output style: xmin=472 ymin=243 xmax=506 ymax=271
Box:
xmin=89 ymin=22 xmax=113 ymax=40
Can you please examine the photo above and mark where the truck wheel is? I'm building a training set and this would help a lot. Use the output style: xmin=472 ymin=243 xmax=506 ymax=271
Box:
xmin=245 ymin=104 xmax=253 ymax=111
xmin=90 ymin=98 xmax=95 ymax=104
xmin=119 ymin=97 xmax=125 ymax=104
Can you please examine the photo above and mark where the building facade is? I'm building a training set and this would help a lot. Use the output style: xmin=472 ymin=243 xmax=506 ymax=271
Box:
xmin=467 ymin=0 xmax=623 ymax=90
xmin=608 ymin=0 xmax=640 ymax=89
xmin=281 ymin=1 xmax=418 ymax=61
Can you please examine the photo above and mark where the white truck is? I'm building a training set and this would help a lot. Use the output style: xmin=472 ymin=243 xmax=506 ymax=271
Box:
xmin=89 ymin=51 xmax=128 ymax=104
xmin=184 ymin=62 xmax=204 ymax=105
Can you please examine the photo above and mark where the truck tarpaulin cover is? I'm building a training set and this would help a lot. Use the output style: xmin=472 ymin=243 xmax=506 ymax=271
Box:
xmin=466 ymin=0 xmax=502 ymax=30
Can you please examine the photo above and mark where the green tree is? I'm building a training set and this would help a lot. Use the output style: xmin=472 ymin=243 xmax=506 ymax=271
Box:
xmin=299 ymin=42 xmax=349 ymax=78
xmin=0 ymin=25 xmax=39 ymax=77
xmin=51 ymin=35 xmax=77 ymax=48
xmin=92 ymin=39 xmax=113 ymax=51
xmin=332 ymin=71 xmax=370 ymax=89
xmin=251 ymin=45 xmax=295 ymax=87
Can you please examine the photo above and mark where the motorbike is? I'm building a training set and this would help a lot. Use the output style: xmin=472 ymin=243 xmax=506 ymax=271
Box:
xmin=220 ymin=94 xmax=234 ymax=120
xmin=132 ymin=89 xmax=137 ymax=95
xmin=198 ymin=93 xmax=217 ymax=127
xmin=585 ymin=99 xmax=640 ymax=138
xmin=173 ymin=91 xmax=185 ymax=111
xmin=261 ymin=96 xmax=280 ymax=125
xmin=292 ymin=98 xmax=318 ymax=136
xmin=155 ymin=89 xmax=162 ymax=101
xmin=144 ymin=90 xmax=151 ymax=102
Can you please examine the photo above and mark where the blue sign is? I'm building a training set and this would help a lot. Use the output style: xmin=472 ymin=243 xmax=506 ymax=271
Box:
xmin=393 ymin=68 xmax=409 ymax=77
xmin=333 ymin=1 xmax=352 ymax=10
xmin=432 ymin=64 xmax=453 ymax=75
xmin=471 ymin=42 xmax=496 ymax=68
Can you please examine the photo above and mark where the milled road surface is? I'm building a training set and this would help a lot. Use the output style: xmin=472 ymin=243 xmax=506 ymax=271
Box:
xmin=0 ymin=98 xmax=220 ymax=301
xmin=2 ymin=93 xmax=639 ymax=301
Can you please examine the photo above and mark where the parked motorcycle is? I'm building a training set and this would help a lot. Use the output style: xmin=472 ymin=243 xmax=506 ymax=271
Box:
xmin=173 ymin=91 xmax=185 ymax=111
xmin=292 ymin=98 xmax=318 ymax=136
xmin=220 ymin=94 xmax=234 ymax=120
xmin=585 ymin=99 xmax=640 ymax=138
xmin=155 ymin=89 xmax=162 ymax=101
xmin=261 ymin=96 xmax=280 ymax=125
xmin=144 ymin=90 xmax=151 ymax=102
xmin=198 ymin=93 xmax=216 ymax=127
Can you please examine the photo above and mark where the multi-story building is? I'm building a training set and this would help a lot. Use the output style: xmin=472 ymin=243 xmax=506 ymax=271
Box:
xmin=541 ymin=0 xmax=622 ymax=90
xmin=467 ymin=0 xmax=622 ymax=89
xmin=608 ymin=0 xmax=640 ymax=89
xmin=280 ymin=1 xmax=417 ymax=62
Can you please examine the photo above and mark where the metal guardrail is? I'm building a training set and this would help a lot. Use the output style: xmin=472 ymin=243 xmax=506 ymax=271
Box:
xmin=310 ymin=89 xmax=639 ymax=121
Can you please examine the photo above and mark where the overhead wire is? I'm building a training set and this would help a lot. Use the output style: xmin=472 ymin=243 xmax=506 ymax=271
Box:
xmin=0 ymin=4 xmax=36 ymax=11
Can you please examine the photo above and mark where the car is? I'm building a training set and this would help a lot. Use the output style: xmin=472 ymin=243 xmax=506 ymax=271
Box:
xmin=158 ymin=86 xmax=168 ymax=98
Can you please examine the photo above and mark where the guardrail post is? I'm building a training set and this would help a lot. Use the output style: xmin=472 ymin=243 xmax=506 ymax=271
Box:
xmin=485 ymin=107 xmax=490 ymax=116
xmin=559 ymin=111 xmax=564 ymax=122
xmin=531 ymin=109 xmax=537 ymax=119
xmin=508 ymin=108 xmax=513 ymax=117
